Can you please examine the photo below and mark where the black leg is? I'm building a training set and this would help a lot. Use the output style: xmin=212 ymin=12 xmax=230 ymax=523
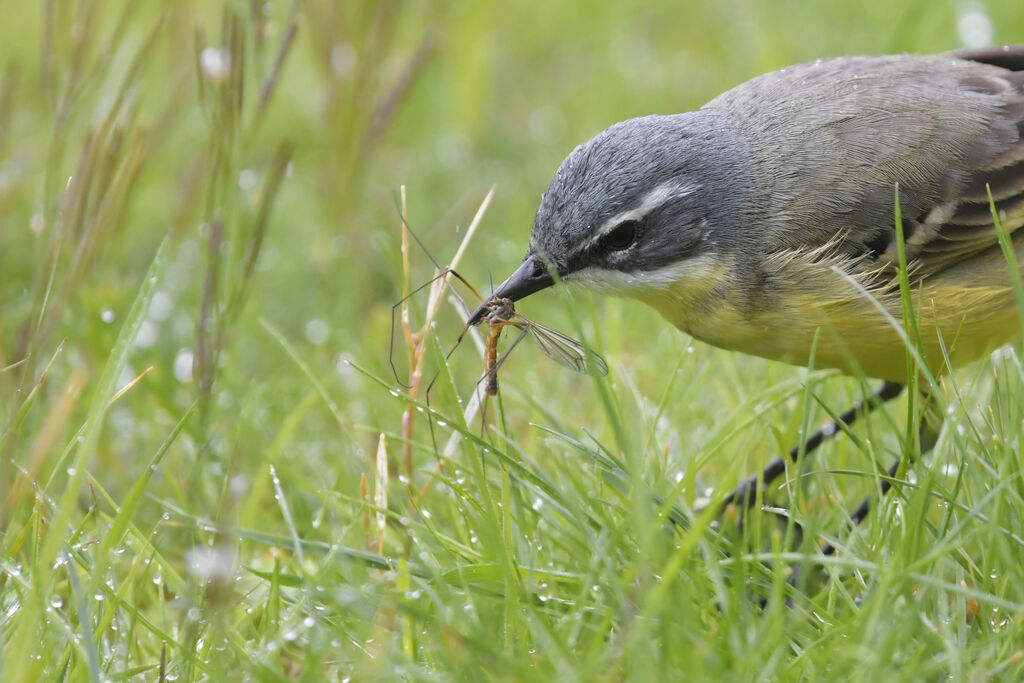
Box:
xmin=821 ymin=457 xmax=902 ymax=556
xmin=819 ymin=400 xmax=936 ymax=555
xmin=723 ymin=380 xmax=904 ymax=509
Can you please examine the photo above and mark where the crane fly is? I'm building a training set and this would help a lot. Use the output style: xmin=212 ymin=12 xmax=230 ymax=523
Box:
xmin=463 ymin=294 xmax=609 ymax=397
xmin=385 ymin=187 xmax=607 ymax=398
xmin=392 ymin=267 xmax=607 ymax=391
xmin=390 ymin=263 xmax=607 ymax=401
xmin=387 ymin=193 xmax=606 ymax=458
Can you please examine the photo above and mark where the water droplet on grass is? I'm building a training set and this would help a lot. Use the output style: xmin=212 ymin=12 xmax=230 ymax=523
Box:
xmin=304 ymin=319 xmax=329 ymax=345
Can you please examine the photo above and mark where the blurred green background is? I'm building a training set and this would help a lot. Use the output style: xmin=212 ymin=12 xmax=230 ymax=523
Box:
xmin=3 ymin=0 xmax=1024 ymax=679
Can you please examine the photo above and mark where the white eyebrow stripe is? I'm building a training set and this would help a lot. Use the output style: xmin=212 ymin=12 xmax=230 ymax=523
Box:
xmin=585 ymin=181 xmax=700 ymax=249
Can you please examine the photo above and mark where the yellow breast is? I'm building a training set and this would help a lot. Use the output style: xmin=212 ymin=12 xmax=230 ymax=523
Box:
xmin=636 ymin=246 xmax=1023 ymax=382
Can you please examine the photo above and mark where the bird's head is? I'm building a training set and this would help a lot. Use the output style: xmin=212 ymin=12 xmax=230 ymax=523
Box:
xmin=468 ymin=112 xmax=749 ymax=326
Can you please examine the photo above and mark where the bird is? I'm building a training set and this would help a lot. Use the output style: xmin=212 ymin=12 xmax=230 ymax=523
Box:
xmin=466 ymin=46 xmax=1024 ymax=538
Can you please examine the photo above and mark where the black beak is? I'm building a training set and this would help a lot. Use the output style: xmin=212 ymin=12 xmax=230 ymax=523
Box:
xmin=466 ymin=254 xmax=555 ymax=326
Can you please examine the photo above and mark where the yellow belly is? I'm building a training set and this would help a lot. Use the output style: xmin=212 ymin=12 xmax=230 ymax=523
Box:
xmin=638 ymin=245 xmax=1024 ymax=382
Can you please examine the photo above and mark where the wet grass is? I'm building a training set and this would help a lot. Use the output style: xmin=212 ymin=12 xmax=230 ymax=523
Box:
xmin=2 ymin=1 xmax=1024 ymax=680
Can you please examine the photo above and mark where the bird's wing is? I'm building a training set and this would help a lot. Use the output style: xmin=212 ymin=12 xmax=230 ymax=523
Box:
xmin=899 ymin=49 xmax=1024 ymax=277
xmin=707 ymin=48 xmax=1024 ymax=282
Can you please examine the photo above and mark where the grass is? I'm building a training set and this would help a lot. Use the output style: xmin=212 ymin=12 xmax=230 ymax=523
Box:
xmin=2 ymin=1 xmax=1024 ymax=680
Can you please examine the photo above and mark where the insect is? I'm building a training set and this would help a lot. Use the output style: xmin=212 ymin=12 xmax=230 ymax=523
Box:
xmin=386 ymin=192 xmax=607 ymax=403
xmin=467 ymin=294 xmax=608 ymax=396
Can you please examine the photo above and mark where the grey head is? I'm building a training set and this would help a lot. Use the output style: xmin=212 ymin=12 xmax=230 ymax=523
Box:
xmin=467 ymin=112 xmax=751 ymax=325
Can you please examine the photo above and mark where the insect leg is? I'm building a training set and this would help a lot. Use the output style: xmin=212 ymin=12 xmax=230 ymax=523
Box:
xmin=390 ymin=267 xmax=458 ymax=387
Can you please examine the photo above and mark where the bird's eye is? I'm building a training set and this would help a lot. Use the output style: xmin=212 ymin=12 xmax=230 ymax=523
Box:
xmin=602 ymin=220 xmax=639 ymax=251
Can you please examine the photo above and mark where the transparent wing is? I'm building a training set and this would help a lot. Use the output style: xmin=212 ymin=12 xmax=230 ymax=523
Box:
xmin=516 ymin=316 xmax=609 ymax=376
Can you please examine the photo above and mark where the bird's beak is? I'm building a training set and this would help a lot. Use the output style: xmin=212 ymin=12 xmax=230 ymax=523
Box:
xmin=466 ymin=254 xmax=555 ymax=326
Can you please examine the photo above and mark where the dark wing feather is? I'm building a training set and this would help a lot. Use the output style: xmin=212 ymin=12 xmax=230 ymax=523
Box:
xmin=948 ymin=46 xmax=1024 ymax=72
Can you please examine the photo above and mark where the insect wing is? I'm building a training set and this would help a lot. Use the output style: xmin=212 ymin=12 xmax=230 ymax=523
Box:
xmin=518 ymin=316 xmax=608 ymax=376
